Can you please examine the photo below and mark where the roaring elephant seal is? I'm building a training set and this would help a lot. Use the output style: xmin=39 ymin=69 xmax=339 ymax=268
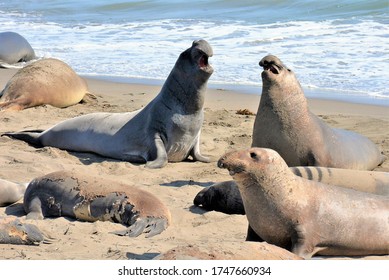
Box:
xmin=24 ymin=170 xmax=171 ymax=238
xmin=194 ymin=167 xmax=389 ymax=215
xmin=0 ymin=32 xmax=36 ymax=68
xmin=252 ymin=55 xmax=385 ymax=170
xmin=218 ymin=147 xmax=389 ymax=259
xmin=0 ymin=216 xmax=48 ymax=245
xmin=0 ymin=58 xmax=89 ymax=111
xmin=3 ymin=40 xmax=213 ymax=168
xmin=0 ymin=179 xmax=26 ymax=206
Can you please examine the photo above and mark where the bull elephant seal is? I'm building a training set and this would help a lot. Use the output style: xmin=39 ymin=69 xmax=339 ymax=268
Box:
xmin=0 ymin=179 xmax=26 ymax=206
xmin=194 ymin=167 xmax=389 ymax=215
xmin=0 ymin=32 xmax=36 ymax=68
xmin=24 ymin=171 xmax=171 ymax=237
xmin=218 ymin=148 xmax=389 ymax=259
xmin=0 ymin=58 xmax=89 ymax=111
xmin=3 ymin=40 xmax=213 ymax=168
xmin=0 ymin=216 xmax=48 ymax=245
xmin=252 ymin=55 xmax=385 ymax=170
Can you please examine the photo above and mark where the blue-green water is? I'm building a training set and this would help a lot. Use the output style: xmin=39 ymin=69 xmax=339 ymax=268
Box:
xmin=1 ymin=0 xmax=388 ymax=103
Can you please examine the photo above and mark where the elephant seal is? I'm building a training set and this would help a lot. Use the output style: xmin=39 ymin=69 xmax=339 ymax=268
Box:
xmin=24 ymin=170 xmax=171 ymax=238
xmin=194 ymin=167 xmax=389 ymax=215
xmin=0 ymin=216 xmax=48 ymax=245
xmin=3 ymin=40 xmax=213 ymax=168
xmin=218 ymin=148 xmax=389 ymax=259
xmin=252 ymin=55 xmax=385 ymax=170
xmin=0 ymin=58 xmax=89 ymax=111
xmin=0 ymin=179 xmax=26 ymax=206
xmin=0 ymin=32 xmax=36 ymax=68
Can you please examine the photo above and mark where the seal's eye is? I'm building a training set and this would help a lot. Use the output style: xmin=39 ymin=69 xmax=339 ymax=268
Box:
xmin=250 ymin=152 xmax=258 ymax=160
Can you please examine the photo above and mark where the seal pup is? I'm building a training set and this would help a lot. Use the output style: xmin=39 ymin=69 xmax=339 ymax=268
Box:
xmin=252 ymin=55 xmax=385 ymax=170
xmin=24 ymin=171 xmax=171 ymax=238
xmin=194 ymin=167 xmax=389 ymax=215
xmin=0 ymin=58 xmax=89 ymax=111
xmin=3 ymin=40 xmax=213 ymax=168
xmin=0 ymin=216 xmax=48 ymax=245
xmin=218 ymin=148 xmax=389 ymax=259
xmin=0 ymin=179 xmax=26 ymax=206
xmin=0 ymin=32 xmax=36 ymax=68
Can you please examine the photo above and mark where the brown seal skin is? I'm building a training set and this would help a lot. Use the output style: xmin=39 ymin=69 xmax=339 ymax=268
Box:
xmin=0 ymin=216 xmax=49 ymax=245
xmin=0 ymin=179 xmax=26 ymax=206
xmin=193 ymin=167 xmax=389 ymax=215
xmin=218 ymin=148 xmax=389 ymax=259
xmin=252 ymin=55 xmax=385 ymax=170
xmin=24 ymin=171 xmax=171 ymax=238
xmin=0 ymin=58 xmax=89 ymax=111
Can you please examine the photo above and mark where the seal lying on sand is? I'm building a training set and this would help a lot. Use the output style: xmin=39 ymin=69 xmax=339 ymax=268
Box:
xmin=218 ymin=147 xmax=389 ymax=259
xmin=24 ymin=171 xmax=171 ymax=238
xmin=3 ymin=40 xmax=213 ymax=168
xmin=0 ymin=179 xmax=26 ymax=206
xmin=0 ymin=32 xmax=35 ymax=68
xmin=0 ymin=58 xmax=89 ymax=111
xmin=0 ymin=216 xmax=48 ymax=245
xmin=252 ymin=55 xmax=385 ymax=170
xmin=194 ymin=167 xmax=389 ymax=215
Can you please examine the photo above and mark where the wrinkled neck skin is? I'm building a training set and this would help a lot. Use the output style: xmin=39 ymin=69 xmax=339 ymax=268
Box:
xmin=160 ymin=59 xmax=209 ymax=114
xmin=235 ymin=165 xmax=304 ymax=211
xmin=259 ymin=73 xmax=309 ymax=119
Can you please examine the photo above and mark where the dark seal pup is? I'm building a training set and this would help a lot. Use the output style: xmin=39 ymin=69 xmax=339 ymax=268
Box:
xmin=3 ymin=40 xmax=213 ymax=168
xmin=218 ymin=148 xmax=389 ymax=259
xmin=252 ymin=55 xmax=385 ymax=170
xmin=24 ymin=171 xmax=171 ymax=238
xmin=0 ymin=32 xmax=36 ymax=68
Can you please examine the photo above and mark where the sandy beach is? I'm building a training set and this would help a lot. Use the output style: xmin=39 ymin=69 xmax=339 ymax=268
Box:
xmin=0 ymin=68 xmax=388 ymax=260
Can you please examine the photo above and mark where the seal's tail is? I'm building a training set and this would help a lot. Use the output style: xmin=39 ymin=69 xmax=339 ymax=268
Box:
xmin=2 ymin=130 xmax=44 ymax=147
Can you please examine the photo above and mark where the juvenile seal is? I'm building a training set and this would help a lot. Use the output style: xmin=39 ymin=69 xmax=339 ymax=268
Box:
xmin=0 ymin=58 xmax=89 ymax=111
xmin=24 ymin=171 xmax=171 ymax=238
xmin=218 ymin=147 xmax=389 ymax=259
xmin=3 ymin=40 xmax=213 ymax=168
xmin=0 ymin=32 xmax=35 ymax=68
xmin=252 ymin=55 xmax=385 ymax=170
xmin=0 ymin=216 xmax=48 ymax=245
xmin=194 ymin=167 xmax=389 ymax=215
xmin=0 ymin=179 xmax=26 ymax=206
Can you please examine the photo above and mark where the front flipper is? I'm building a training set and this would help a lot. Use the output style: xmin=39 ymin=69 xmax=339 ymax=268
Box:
xmin=111 ymin=217 xmax=168 ymax=238
xmin=189 ymin=133 xmax=210 ymax=163
xmin=145 ymin=134 xmax=168 ymax=168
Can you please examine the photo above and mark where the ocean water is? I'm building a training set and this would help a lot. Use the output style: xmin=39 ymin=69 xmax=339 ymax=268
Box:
xmin=0 ymin=0 xmax=388 ymax=104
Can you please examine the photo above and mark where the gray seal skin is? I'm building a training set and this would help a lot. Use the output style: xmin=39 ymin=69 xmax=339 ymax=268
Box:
xmin=24 ymin=171 xmax=171 ymax=238
xmin=0 ymin=179 xmax=26 ymax=206
xmin=194 ymin=167 xmax=389 ymax=215
xmin=0 ymin=32 xmax=36 ymax=68
xmin=218 ymin=148 xmax=389 ymax=259
xmin=252 ymin=55 xmax=385 ymax=170
xmin=0 ymin=216 xmax=48 ymax=245
xmin=3 ymin=40 xmax=213 ymax=168
xmin=0 ymin=58 xmax=89 ymax=111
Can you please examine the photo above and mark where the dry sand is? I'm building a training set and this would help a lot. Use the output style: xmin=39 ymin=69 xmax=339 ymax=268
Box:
xmin=0 ymin=68 xmax=388 ymax=260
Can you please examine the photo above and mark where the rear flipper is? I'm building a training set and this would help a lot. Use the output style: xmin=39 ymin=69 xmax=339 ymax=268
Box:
xmin=2 ymin=130 xmax=44 ymax=147
xmin=111 ymin=217 xmax=168 ymax=238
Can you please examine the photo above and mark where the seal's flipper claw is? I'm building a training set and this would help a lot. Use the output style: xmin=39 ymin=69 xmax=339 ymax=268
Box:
xmin=144 ymin=218 xmax=168 ymax=238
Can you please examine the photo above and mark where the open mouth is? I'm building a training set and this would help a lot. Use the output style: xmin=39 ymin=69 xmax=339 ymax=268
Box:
xmin=218 ymin=160 xmax=245 ymax=176
xmin=198 ymin=53 xmax=209 ymax=69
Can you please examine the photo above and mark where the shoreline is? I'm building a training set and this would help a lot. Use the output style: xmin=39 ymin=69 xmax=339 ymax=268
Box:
xmin=84 ymin=74 xmax=389 ymax=108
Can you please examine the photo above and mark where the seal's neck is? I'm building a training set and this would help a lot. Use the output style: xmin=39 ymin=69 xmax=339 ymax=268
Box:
xmin=160 ymin=66 xmax=208 ymax=114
